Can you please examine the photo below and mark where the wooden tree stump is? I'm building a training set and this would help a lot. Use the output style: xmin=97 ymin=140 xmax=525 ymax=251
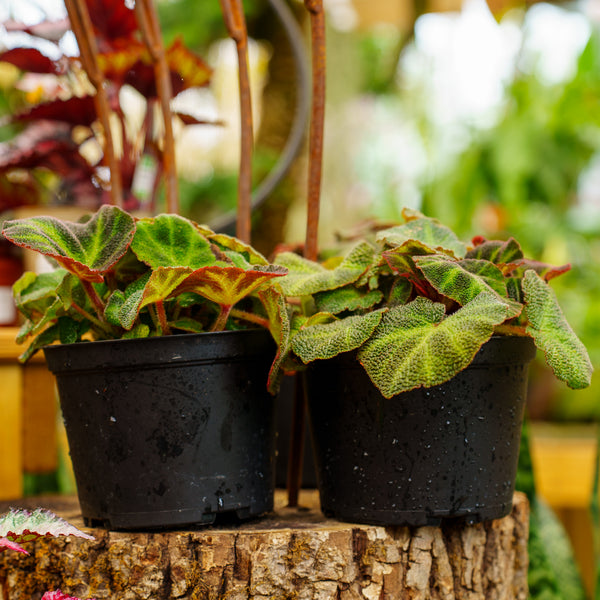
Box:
xmin=0 ymin=490 xmax=529 ymax=600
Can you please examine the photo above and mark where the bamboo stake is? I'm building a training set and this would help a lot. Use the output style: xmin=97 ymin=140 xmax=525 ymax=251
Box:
xmin=134 ymin=0 xmax=179 ymax=214
xmin=219 ymin=0 xmax=253 ymax=244
xmin=65 ymin=0 xmax=123 ymax=207
xmin=287 ymin=0 xmax=326 ymax=508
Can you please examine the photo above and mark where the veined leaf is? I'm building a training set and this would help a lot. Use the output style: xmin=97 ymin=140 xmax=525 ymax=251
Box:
xmin=383 ymin=239 xmax=439 ymax=276
xmin=13 ymin=269 xmax=69 ymax=319
xmin=508 ymin=259 xmax=571 ymax=282
xmin=131 ymin=214 xmax=215 ymax=269
xmin=208 ymin=232 xmax=268 ymax=265
xmin=275 ymin=242 xmax=376 ymax=297
xmin=0 ymin=508 xmax=94 ymax=551
xmin=314 ymin=286 xmax=383 ymax=314
xmin=522 ymin=270 xmax=592 ymax=389
xmin=376 ymin=216 xmax=467 ymax=258
xmin=466 ymin=237 xmax=523 ymax=264
xmin=106 ymin=268 xmax=192 ymax=330
xmin=414 ymin=255 xmax=510 ymax=307
xmin=2 ymin=206 xmax=135 ymax=282
xmin=169 ymin=318 xmax=204 ymax=334
xmin=389 ymin=278 xmax=412 ymax=305
xmin=174 ymin=265 xmax=287 ymax=309
xmin=292 ymin=310 xmax=385 ymax=363
xmin=359 ymin=293 xmax=513 ymax=397
xmin=258 ymin=285 xmax=291 ymax=394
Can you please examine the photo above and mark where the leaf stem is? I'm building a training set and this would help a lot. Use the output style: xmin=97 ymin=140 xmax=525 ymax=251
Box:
xmin=211 ymin=304 xmax=232 ymax=332
xmin=81 ymin=280 xmax=107 ymax=320
xmin=230 ymin=308 xmax=269 ymax=329
xmin=156 ymin=300 xmax=171 ymax=335
xmin=71 ymin=302 xmax=114 ymax=336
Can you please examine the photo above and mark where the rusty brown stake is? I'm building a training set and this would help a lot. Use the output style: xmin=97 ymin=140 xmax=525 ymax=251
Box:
xmin=219 ymin=0 xmax=254 ymax=244
xmin=65 ymin=0 xmax=123 ymax=208
xmin=135 ymin=0 xmax=179 ymax=214
xmin=303 ymin=0 xmax=326 ymax=263
xmin=287 ymin=0 xmax=327 ymax=508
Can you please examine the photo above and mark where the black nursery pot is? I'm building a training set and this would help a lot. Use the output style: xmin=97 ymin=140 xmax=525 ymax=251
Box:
xmin=306 ymin=335 xmax=536 ymax=527
xmin=44 ymin=329 xmax=276 ymax=530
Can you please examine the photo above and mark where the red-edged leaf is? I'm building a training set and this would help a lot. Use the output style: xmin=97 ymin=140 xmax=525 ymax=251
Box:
xmin=174 ymin=265 xmax=287 ymax=308
xmin=166 ymin=37 xmax=212 ymax=91
xmin=2 ymin=205 xmax=136 ymax=282
xmin=11 ymin=96 xmax=98 ymax=128
xmin=42 ymin=591 xmax=98 ymax=600
xmin=508 ymin=259 xmax=571 ymax=282
xmin=86 ymin=0 xmax=138 ymax=46
xmin=0 ymin=48 xmax=60 ymax=74
xmin=3 ymin=18 xmax=71 ymax=43
xmin=0 ymin=508 xmax=94 ymax=550
xmin=99 ymin=37 xmax=212 ymax=97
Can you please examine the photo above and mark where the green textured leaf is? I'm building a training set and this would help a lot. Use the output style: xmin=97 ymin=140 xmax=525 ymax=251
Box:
xmin=465 ymin=237 xmax=523 ymax=264
xmin=258 ymin=285 xmax=291 ymax=394
xmin=314 ymin=286 xmax=383 ymax=314
xmin=292 ymin=310 xmax=385 ymax=363
xmin=275 ymin=242 xmax=376 ymax=296
xmin=131 ymin=214 xmax=215 ymax=269
xmin=169 ymin=318 xmax=204 ymax=333
xmin=18 ymin=322 xmax=62 ymax=362
xmin=376 ymin=217 xmax=467 ymax=258
xmin=208 ymin=232 xmax=268 ymax=265
xmin=389 ymin=278 xmax=412 ymax=305
xmin=2 ymin=206 xmax=135 ymax=282
xmin=459 ymin=259 xmax=508 ymax=296
xmin=415 ymin=255 xmax=510 ymax=306
xmin=383 ymin=239 xmax=438 ymax=276
xmin=13 ymin=269 xmax=69 ymax=320
xmin=175 ymin=264 xmax=287 ymax=309
xmin=358 ymin=292 xmax=513 ymax=397
xmin=122 ymin=323 xmax=151 ymax=339
xmin=57 ymin=316 xmax=79 ymax=344
xmin=522 ymin=270 xmax=592 ymax=389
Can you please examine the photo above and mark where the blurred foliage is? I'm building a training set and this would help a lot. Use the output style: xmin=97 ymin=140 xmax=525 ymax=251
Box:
xmin=157 ymin=0 xmax=267 ymax=51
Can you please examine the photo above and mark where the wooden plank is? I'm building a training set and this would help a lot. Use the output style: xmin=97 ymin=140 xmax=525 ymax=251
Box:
xmin=530 ymin=423 xmax=598 ymax=509
xmin=22 ymin=363 xmax=58 ymax=473
xmin=0 ymin=363 xmax=23 ymax=499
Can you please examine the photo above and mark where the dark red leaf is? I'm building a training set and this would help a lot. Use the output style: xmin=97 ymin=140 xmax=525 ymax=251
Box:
xmin=11 ymin=96 xmax=98 ymax=127
xmin=0 ymin=48 xmax=60 ymax=74
xmin=86 ymin=0 xmax=138 ymax=47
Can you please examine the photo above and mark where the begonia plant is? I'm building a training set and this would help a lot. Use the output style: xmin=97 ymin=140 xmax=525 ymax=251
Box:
xmin=274 ymin=209 xmax=593 ymax=398
xmin=1 ymin=205 xmax=289 ymax=377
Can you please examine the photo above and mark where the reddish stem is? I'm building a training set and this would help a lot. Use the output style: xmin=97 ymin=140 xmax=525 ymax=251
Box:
xmin=81 ymin=280 xmax=107 ymax=322
xmin=155 ymin=300 xmax=171 ymax=335
xmin=65 ymin=0 xmax=123 ymax=207
xmin=219 ymin=0 xmax=253 ymax=244
xmin=230 ymin=308 xmax=269 ymax=329
xmin=211 ymin=304 xmax=233 ymax=332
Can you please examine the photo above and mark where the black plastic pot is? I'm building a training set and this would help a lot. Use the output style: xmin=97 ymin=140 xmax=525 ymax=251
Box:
xmin=44 ymin=329 xmax=276 ymax=530
xmin=306 ymin=336 xmax=536 ymax=526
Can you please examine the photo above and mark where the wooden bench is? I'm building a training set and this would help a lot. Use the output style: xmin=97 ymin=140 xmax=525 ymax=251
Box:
xmin=0 ymin=327 xmax=57 ymax=500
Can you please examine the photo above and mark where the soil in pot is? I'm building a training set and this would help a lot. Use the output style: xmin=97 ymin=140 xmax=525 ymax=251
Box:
xmin=44 ymin=328 xmax=276 ymax=530
xmin=306 ymin=335 xmax=537 ymax=526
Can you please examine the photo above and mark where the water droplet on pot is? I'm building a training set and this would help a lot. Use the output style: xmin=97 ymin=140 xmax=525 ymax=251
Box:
xmin=110 ymin=416 xmax=116 ymax=423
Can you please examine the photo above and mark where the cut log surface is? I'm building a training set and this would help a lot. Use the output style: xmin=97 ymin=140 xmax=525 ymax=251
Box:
xmin=0 ymin=490 xmax=529 ymax=600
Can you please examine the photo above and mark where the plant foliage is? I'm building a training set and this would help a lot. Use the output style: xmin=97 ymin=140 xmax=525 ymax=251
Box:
xmin=2 ymin=205 xmax=288 ymax=366
xmin=275 ymin=210 xmax=592 ymax=398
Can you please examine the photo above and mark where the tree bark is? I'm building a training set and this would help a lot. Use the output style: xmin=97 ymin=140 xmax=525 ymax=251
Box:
xmin=0 ymin=490 xmax=529 ymax=600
